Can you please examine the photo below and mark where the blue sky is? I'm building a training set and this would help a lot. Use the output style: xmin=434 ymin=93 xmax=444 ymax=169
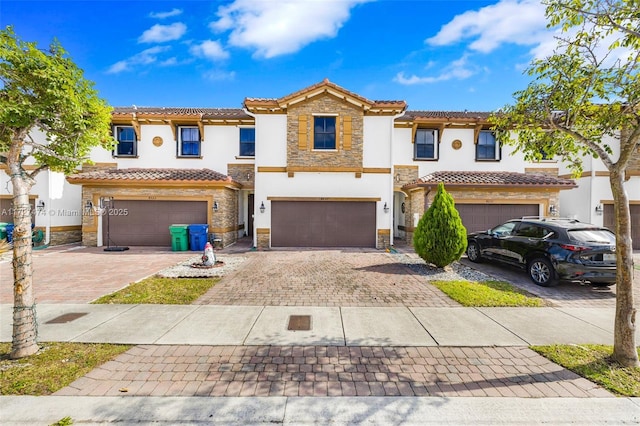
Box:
xmin=2 ymin=0 xmax=561 ymax=111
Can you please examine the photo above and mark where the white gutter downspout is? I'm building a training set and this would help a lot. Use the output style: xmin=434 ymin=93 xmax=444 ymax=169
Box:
xmin=389 ymin=110 xmax=406 ymax=248
xmin=45 ymin=169 xmax=51 ymax=245
xmin=242 ymin=108 xmax=257 ymax=248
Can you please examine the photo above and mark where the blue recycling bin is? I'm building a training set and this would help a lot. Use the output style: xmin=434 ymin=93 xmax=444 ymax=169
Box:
xmin=5 ymin=223 xmax=14 ymax=243
xmin=5 ymin=223 xmax=35 ymax=243
xmin=188 ymin=224 xmax=209 ymax=251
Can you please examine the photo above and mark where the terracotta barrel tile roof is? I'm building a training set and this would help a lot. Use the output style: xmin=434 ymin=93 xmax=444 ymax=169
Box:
xmin=112 ymin=107 xmax=251 ymax=120
xmin=398 ymin=110 xmax=493 ymax=121
xmin=414 ymin=171 xmax=576 ymax=187
xmin=67 ymin=168 xmax=232 ymax=183
xmin=244 ymin=79 xmax=406 ymax=110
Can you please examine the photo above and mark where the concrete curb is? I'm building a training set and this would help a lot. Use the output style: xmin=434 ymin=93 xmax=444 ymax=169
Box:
xmin=2 ymin=396 xmax=639 ymax=425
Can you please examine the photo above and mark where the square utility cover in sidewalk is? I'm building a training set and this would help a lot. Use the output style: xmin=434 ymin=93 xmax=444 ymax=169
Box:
xmin=342 ymin=307 xmax=437 ymax=346
xmin=245 ymin=307 xmax=344 ymax=346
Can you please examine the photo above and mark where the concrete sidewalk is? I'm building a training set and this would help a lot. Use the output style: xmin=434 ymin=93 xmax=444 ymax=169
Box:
xmin=2 ymin=396 xmax=639 ymax=425
xmin=1 ymin=303 xmax=634 ymax=346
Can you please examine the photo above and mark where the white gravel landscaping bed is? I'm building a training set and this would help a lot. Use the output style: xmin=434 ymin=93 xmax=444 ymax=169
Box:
xmin=157 ymin=255 xmax=247 ymax=278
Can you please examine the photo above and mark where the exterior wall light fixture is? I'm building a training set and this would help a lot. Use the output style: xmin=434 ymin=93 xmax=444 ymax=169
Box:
xmin=213 ymin=201 xmax=219 ymax=212
xmin=595 ymin=203 xmax=604 ymax=215
xmin=260 ymin=202 xmax=266 ymax=213
xmin=383 ymin=202 xmax=389 ymax=213
xmin=37 ymin=200 xmax=45 ymax=212
xmin=549 ymin=204 xmax=558 ymax=215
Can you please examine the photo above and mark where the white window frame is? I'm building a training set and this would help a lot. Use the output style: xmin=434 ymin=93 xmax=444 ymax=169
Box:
xmin=414 ymin=129 xmax=438 ymax=160
xmin=177 ymin=126 xmax=201 ymax=157
xmin=113 ymin=125 xmax=137 ymax=157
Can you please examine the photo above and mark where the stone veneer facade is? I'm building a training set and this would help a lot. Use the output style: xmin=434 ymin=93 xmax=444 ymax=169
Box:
xmin=286 ymin=95 xmax=364 ymax=170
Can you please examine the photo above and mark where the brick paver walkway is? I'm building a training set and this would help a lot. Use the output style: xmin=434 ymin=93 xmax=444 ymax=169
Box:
xmin=55 ymin=345 xmax=611 ymax=398
xmin=195 ymin=250 xmax=459 ymax=307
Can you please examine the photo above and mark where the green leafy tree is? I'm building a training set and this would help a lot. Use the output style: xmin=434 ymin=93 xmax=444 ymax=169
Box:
xmin=490 ymin=0 xmax=639 ymax=366
xmin=0 ymin=27 xmax=113 ymax=359
xmin=413 ymin=183 xmax=467 ymax=268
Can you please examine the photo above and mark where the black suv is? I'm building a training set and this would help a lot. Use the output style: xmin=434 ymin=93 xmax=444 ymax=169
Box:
xmin=466 ymin=217 xmax=617 ymax=287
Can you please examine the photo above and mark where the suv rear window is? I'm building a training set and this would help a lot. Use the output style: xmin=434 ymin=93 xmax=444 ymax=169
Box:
xmin=568 ymin=229 xmax=616 ymax=244
xmin=514 ymin=224 xmax=552 ymax=238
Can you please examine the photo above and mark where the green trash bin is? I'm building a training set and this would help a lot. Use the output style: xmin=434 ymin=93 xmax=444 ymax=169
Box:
xmin=0 ymin=222 xmax=8 ymax=240
xmin=169 ymin=224 xmax=189 ymax=251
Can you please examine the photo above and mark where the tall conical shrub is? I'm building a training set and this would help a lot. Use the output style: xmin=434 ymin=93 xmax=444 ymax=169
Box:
xmin=413 ymin=182 xmax=467 ymax=268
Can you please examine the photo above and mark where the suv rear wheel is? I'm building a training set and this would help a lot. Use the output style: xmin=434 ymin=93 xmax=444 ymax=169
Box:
xmin=466 ymin=241 xmax=482 ymax=263
xmin=528 ymin=257 xmax=556 ymax=287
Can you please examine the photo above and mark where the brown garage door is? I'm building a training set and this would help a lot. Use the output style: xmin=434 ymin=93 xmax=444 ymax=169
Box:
xmin=456 ymin=204 xmax=540 ymax=234
xmin=102 ymin=200 xmax=207 ymax=246
xmin=604 ymin=204 xmax=639 ymax=249
xmin=1 ymin=198 xmax=35 ymax=223
xmin=271 ymin=201 xmax=376 ymax=247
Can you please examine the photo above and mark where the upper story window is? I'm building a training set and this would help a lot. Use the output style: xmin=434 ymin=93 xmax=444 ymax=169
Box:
xmin=114 ymin=126 xmax=137 ymax=157
xmin=414 ymin=129 xmax=438 ymax=160
xmin=314 ymin=116 xmax=336 ymax=150
xmin=476 ymin=130 xmax=500 ymax=161
xmin=178 ymin=127 xmax=200 ymax=157
xmin=239 ymin=127 xmax=255 ymax=157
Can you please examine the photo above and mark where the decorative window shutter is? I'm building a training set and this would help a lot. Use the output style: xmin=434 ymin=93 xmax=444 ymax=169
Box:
xmin=343 ymin=116 xmax=352 ymax=150
xmin=308 ymin=115 xmax=314 ymax=148
xmin=298 ymin=115 xmax=308 ymax=149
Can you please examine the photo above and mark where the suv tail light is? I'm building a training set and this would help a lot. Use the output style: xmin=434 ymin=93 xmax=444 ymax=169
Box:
xmin=559 ymin=243 xmax=588 ymax=251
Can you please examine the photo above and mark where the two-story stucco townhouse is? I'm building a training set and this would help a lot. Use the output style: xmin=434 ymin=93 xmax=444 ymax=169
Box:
xmin=2 ymin=80 xmax=638 ymax=249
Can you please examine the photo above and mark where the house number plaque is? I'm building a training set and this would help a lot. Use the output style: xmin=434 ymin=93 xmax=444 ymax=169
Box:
xmin=152 ymin=136 xmax=163 ymax=147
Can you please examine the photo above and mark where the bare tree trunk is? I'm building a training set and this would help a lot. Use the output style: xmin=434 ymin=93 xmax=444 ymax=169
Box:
xmin=610 ymin=170 xmax=639 ymax=367
xmin=7 ymin=141 xmax=39 ymax=359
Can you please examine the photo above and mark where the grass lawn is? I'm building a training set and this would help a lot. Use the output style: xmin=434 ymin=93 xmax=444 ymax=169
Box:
xmin=431 ymin=278 xmax=639 ymax=396
xmin=430 ymin=279 xmax=547 ymax=307
xmin=0 ymin=342 xmax=131 ymax=395
xmin=92 ymin=276 xmax=219 ymax=304
xmin=532 ymin=344 xmax=640 ymax=396
xmin=2 ymin=276 xmax=217 ymax=396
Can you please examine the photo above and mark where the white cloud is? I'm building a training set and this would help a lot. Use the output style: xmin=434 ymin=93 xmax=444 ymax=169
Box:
xmin=139 ymin=23 xmax=187 ymax=43
xmin=426 ymin=0 xmax=550 ymax=53
xmin=203 ymin=70 xmax=237 ymax=81
xmin=150 ymin=8 xmax=183 ymax=19
xmin=106 ymin=46 xmax=171 ymax=74
xmin=394 ymin=54 xmax=478 ymax=85
xmin=210 ymin=0 xmax=370 ymax=58
xmin=160 ymin=57 xmax=178 ymax=66
xmin=190 ymin=40 xmax=230 ymax=61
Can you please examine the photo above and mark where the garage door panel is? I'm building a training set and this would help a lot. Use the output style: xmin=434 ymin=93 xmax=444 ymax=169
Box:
xmin=456 ymin=204 xmax=539 ymax=234
xmin=604 ymin=204 xmax=639 ymax=249
xmin=102 ymin=200 xmax=207 ymax=246
xmin=271 ymin=201 xmax=375 ymax=247
xmin=1 ymin=199 xmax=36 ymax=223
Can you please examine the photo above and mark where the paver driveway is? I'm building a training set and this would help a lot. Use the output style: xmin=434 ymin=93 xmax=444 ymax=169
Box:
xmin=459 ymin=254 xmax=640 ymax=309
xmin=195 ymin=249 xmax=460 ymax=307
xmin=0 ymin=245 xmax=196 ymax=304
